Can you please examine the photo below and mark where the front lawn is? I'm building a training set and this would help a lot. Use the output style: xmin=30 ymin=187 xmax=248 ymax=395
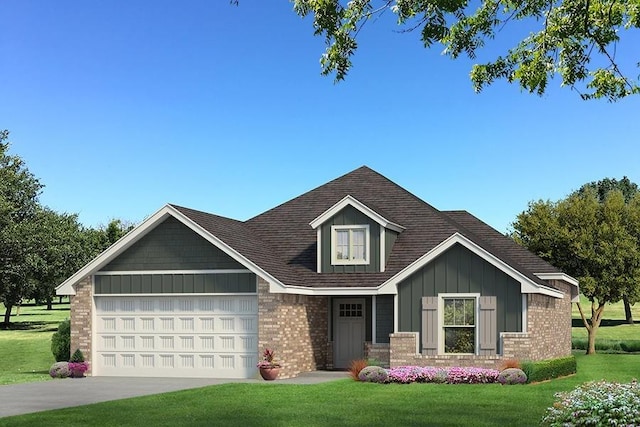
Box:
xmin=0 ymin=302 xmax=70 ymax=385
xmin=1 ymin=353 xmax=638 ymax=426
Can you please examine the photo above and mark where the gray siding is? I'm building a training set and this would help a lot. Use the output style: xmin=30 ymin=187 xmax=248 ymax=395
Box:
xmin=398 ymin=243 xmax=522 ymax=351
xmin=384 ymin=229 xmax=398 ymax=268
xmin=375 ymin=295 xmax=394 ymax=344
xmin=101 ymin=217 xmax=245 ymax=271
xmin=320 ymin=206 xmax=380 ymax=273
xmin=95 ymin=273 xmax=256 ymax=294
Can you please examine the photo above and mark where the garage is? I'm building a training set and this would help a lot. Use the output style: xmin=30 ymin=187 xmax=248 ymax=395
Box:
xmin=94 ymin=294 xmax=258 ymax=378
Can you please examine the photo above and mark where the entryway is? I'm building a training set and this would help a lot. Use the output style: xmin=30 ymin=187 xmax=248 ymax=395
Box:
xmin=333 ymin=298 xmax=365 ymax=369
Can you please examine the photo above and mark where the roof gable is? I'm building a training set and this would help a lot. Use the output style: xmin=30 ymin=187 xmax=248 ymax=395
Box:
xmin=309 ymin=195 xmax=405 ymax=232
xmin=56 ymin=205 xmax=287 ymax=295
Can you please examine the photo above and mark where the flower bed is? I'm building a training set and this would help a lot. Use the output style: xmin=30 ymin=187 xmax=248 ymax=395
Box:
xmin=385 ymin=366 xmax=500 ymax=384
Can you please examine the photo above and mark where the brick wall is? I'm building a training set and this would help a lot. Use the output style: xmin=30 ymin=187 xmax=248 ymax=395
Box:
xmin=364 ymin=342 xmax=390 ymax=368
xmin=70 ymin=276 xmax=93 ymax=374
xmin=258 ymin=278 xmax=329 ymax=379
xmin=390 ymin=333 xmax=502 ymax=369
xmin=525 ymin=281 xmax=573 ymax=360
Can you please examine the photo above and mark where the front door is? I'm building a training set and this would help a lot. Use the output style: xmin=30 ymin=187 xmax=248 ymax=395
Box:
xmin=333 ymin=298 xmax=365 ymax=369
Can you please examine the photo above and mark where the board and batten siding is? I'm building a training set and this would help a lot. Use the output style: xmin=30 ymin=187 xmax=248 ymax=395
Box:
xmin=384 ymin=229 xmax=398 ymax=268
xmin=375 ymin=295 xmax=394 ymax=343
xmin=320 ymin=206 xmax=381 ymax=273
xmin=398 ymin=243 xmax=522 ymax=352
xmin=101 ymin=217 xmax=245 ymax=271
xmin=95 ymin=273 xmax=256 ymax=294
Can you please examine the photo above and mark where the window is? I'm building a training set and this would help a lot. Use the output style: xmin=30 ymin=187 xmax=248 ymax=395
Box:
xmin=339 ymin=303 xmax=363 ymax=318
xmin=442 ymin=297 xmax=476 ymax=354
xmin=331 ymin=225 xmax=370 ymax=265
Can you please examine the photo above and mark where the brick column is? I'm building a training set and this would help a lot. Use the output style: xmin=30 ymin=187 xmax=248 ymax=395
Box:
xmin=257 ymin=278 xmax=329 ymax=378
xmin=70 ymin=276 xmax=92 ymax=373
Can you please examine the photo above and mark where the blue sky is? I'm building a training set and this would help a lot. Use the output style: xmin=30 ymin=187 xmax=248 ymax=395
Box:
xmin=1 ymin=1 xmax=639 ymax=233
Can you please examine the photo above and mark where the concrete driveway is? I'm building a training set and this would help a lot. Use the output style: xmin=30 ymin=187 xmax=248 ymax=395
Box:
xmin=0 ymin=371 xmax=348 ymax=418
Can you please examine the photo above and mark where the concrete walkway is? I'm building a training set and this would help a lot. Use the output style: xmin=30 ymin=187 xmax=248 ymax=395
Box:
xmin=0 ymin=371 xmax=348 ymax=419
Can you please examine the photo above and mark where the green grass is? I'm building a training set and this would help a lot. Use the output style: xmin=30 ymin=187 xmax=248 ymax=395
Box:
xmin=0 ymin=301 xmax=70 ymax=385
xmin=1 ymin=353 xmax=638 ymax=426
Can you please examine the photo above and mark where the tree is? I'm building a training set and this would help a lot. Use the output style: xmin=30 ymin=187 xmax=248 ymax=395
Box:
xmin=28 ymin=208 xmax=91 ymax=310
xmin=290 ymin=0 xmax=640 ymax=101
xmin=0 ymin=130 xmax=43 ymax=326
xmin=512 ymin=189 xmax=640 ymax=354
xmin=576 ymin=177 xmax=640 ymax=324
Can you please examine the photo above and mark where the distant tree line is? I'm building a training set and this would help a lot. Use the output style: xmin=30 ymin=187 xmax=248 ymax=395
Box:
xmin=0 ymin=130 xmax=133 ymax=327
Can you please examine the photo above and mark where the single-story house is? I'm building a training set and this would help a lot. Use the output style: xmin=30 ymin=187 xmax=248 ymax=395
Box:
xmin=56 ymin=166 xmax=579 ymax=379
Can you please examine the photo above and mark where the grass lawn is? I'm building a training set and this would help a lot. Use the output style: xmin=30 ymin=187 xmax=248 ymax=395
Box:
xmin=0 ymin=301 xmax=70 ymax=385
xmin=1 ymin=353 xmax=638 ymax=427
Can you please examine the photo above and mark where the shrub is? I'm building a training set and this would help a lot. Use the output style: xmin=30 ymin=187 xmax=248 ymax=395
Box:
xmin=358 ymin=366 xmax=388 ymax=383
xmin=349 ymin=359 xmax=369 ymax=381
xmin=497 ymin=368 xmax=527 ymax=385
xmin=541 ymin=380 xmax=640 ymax=426
xmin=620 ymin=341 xmax=640 ymax=353
xmin=521 ymin=355 xmax=576 ymax=383
xmin=49 ymin=362 xmax=71 ymax=379
xmin=498 ymin=358 xmax=521 ymax=370
xmin=68 ymin=362 xmax=89 ymax=378
xmin=571 ymin=338 xmax=640 ymax=353
xmin=51 ymin=319 xmax=70 ymax=362
xmin=70 ymin=348 xmax=85 ymax=363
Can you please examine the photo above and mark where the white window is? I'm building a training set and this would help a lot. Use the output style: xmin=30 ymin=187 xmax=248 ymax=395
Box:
xmin=331 ymin=225 xmax=370 ymax=265
xmin=441 ymin=295 xmax=477 ymax=354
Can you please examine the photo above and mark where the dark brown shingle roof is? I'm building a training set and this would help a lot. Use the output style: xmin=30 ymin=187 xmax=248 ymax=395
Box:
xmin=171 ymin=166 xmax=562 ymax=289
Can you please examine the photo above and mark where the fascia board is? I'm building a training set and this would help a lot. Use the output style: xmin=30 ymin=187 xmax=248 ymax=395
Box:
xmin=56 ymin=205 xmax=176 ymax=295
xmin=377 ymin=233 xmax=565 ymax=299
xmin=309 ymin=195 xmax=404 ymax=232
xmin=56 ymin=204 xmax=288 ymax=296
xmin=169 ymin=208 xmax=288 ymax=292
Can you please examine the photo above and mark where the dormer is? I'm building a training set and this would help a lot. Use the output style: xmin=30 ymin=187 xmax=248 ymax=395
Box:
xmin=309 ymin=195 xmax=404 ymax=273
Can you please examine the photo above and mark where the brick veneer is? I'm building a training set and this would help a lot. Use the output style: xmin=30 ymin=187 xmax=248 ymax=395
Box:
xmin=387 ymin=280 xmax=574 ymax=368
xmin=70 ymin=276 xmax=93 ymax=374
xmin=364 ymin=342 xmax=390 ymax=368
xmin=525 ymin=280 xmax=573 ymax=360
xmin=258 ymin=278 xmax=329 ymax=379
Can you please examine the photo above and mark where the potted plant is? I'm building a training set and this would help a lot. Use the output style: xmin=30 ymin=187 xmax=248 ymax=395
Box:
xmin=257 ymin=348 xmax=281 ymax=380
xmin=69 ymin=349 xmax=89 ymax=378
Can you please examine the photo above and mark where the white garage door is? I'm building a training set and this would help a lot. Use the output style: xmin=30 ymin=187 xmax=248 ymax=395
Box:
xmin=94 ymin=295 xmax=258 ymax=378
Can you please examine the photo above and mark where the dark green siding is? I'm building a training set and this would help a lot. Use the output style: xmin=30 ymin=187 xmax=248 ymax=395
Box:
xmin=101 ymin=217 xmax=245 ymax=271
xmin=384 ymin=229 xmax=398 ymax=267
xmin=397 ymin=243 xmax=522 ymax=350
xmin=365 ymin=297 xmax=372 ymax=342
xmin=95 ymin=273 xmax=256 ymax=294
xmin=376 ymin=295 xmax=394 ymax=343
xmin=320 ymin=206 xmax=380 ymax=273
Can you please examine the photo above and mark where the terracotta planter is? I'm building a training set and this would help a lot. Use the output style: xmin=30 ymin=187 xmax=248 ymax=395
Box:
xmin=259 ymin=367 xmax=280 ymax=381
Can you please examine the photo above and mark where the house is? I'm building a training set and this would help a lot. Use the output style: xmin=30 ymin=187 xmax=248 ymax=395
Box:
xmin=56 ymin=166 xmax=579 ymax=379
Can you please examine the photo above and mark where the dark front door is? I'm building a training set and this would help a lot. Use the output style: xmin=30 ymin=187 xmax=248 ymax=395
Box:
xmin=333 ymin=298 xmax=365 ymax=369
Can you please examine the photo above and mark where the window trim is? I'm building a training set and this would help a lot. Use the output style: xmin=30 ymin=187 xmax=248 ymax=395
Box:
xmin=438 ymin=293 xmax=480 ymax=355
xmin=331 ymin=225 xmax=370 ymax=265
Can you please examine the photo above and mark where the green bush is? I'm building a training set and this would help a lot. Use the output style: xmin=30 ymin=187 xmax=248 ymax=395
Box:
xmin=541 ymin=380 xmax=640 ymax=426
xmin=572 ymin=338 xmax=640 ymax=353
xmin=51 ymin=319 xmax=71 ymax=362
xmin=70 ymin=348 xmax=85 ymax=363
xmin=521 ymin=355 xmax=576 ymax=383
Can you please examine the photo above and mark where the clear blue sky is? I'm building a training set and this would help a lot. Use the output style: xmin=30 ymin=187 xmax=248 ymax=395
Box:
xmin=2 ymin=1 xmax=639 ymax=233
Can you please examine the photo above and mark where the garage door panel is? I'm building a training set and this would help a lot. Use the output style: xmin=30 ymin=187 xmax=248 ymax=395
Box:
xmin=95 ymin=295 xmax=258 ymax=378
